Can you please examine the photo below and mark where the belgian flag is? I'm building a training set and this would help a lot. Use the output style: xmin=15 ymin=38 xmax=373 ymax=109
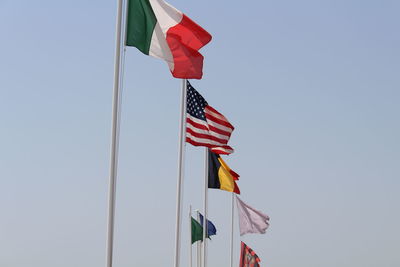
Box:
xmin=208 ymin=150 xmax=240 ymax=194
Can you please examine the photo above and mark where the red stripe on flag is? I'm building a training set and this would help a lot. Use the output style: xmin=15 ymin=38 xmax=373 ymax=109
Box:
xmin=187 ymin=116 xmax=232 ymax=137
xmin=186 ymin=138 xmax=233 ymax=155
xmin=187 ymin=116 xmax=231 ymax=140
xmin=210 ymin=147 xmax=234 ymax=155
xmin=186 ymin=117 xmax=209 ymax=131
xmin=186 ymin=128 xmax=228 ymax=144
xmin=205 ymin=106 xmax=234 ymax=129
xmin=205 ymin=113 xmax=234 ymax=130
xmin=233 ymin=181 xmax=240 ymax=194
xmin=207 ymin=124 xmax=232 ymax=137
xmin=186 ymin=137 xmax=213 ymax=148
xmin=229 ymin=170 xmax=240 ymax=180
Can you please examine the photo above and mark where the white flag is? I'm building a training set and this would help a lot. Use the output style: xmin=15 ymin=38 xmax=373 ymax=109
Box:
xmin=236 ymin=196 xmax=270 ymax=236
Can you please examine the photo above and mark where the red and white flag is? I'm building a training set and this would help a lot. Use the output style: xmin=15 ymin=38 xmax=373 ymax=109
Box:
xmin=186 ymin=81 xmax=234 ymax=154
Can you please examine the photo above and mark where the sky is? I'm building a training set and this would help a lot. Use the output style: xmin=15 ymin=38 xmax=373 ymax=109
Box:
xmin=0 ymin=0 xmax=399 ymax=266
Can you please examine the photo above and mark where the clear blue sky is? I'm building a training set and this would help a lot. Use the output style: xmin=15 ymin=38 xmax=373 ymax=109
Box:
xmin=1 ymin=0 xmax=399 ymax=266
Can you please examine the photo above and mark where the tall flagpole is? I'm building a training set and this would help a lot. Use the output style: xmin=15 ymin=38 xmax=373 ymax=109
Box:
xmin=189 ymin=205 xmax=193 ymax=267
xmin=202 ymin=149 xmax=209 ymax=267
xmin=196 ymin=209 xmax=202 ymax=267
xmin=106 ymin=0 xmax=125 ymax=266
xmin=173 ymin=79 xmax=187 ymax=267
xmin=230 ymin=193 xmax=235 ymax=267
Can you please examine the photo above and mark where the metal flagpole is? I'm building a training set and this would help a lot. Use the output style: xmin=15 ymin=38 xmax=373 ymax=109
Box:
xmin=202 ymin=149 xmax=209 ymax=267
xmin=189 ymin=205 xmax=193 ymax=267
xmin=106 ymin=0 xmax=126 ymax=267
xmin=196 ymin=209 xmax=202 ymax=267
xmin=230 ymin=193 xmax=235 ymax=267
xmin=173 ymin=79 xmax=187 ymax=267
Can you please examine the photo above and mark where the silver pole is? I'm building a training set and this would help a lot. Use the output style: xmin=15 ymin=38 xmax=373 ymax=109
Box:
xmin=189 ymin=205 xmax=193 ymax=267
xmin=106 ymin=0 xmax=124 ymax=266
xmin=202 ymin=149 xmax=209 ymax=267
xmin=229 ymin=193 xmax=234 ymax=267
xmin=173 ymin=79 xmax=187 ymax=267
xmin=196 ymin=210 xmax=202 ymax=267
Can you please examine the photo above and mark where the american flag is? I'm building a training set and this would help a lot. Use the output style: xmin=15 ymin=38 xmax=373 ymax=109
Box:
xmin=186 ymin=81 xmax=234 ymax=154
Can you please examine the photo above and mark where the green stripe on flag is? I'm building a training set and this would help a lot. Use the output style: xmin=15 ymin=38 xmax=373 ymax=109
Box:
xmin=126 ymin=0 xmax=157 ymax=54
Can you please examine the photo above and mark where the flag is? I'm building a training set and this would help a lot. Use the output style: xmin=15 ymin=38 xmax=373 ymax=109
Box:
xmin=191 ymin=215 xmax=216 ymax=244
xmin=186 ymin=81 xmax=235 ymax=154
xmin=239 ymin=242 xmax=261 ymax=267
xmin=126 ymin=0 xmax=212 ymax=79
xmin=236 ymin=196 xmax=270 ymax=236
xmin=208 ymin=150 xmax=240 ymax=194
xmin=191 ymin=217 xmax=203 ymax=244
xmin=198 ymin=213 xmax=217 ymax=237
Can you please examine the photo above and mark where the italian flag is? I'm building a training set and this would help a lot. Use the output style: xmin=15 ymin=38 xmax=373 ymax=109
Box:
xmin=126 ymin=0 xmax=212 ymax=79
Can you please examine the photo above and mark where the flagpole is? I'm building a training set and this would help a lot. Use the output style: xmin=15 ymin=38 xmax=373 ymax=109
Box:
xmin=173 ymin=79 xmax=187 ymax=267
xmin=230 ymin=193 xmax=235 ymax=267
xmin=196 ymin=209 xmax=202 ymax=267
xmin=106 ymin=0 xmax=125 ymax=266
xmin=202 ymin=149 xmax=209 ymax=267
xmin=189 ymin=205 xmax=193 ymax=267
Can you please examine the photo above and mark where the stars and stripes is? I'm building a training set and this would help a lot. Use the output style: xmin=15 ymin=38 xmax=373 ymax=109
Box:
xmin=186 ymin=81 xmax=234 ymax=154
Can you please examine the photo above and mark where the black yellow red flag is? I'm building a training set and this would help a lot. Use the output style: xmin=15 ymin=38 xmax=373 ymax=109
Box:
xmin=208 ymin=150 xmax=240 ymax=194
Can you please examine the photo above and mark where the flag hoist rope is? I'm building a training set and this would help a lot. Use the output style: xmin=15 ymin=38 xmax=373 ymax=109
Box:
xmin=106 ymin=0 xmax=127 ymax=266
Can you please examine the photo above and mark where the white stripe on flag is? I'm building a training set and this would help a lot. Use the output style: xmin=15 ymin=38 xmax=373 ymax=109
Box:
xmin=187 ymin=119 xmax=230 ymax=141
xmin=205 ymin=118 xmax=233 ymax=133
xmin=210 ymin=146 xmax=234 ymax=154
xmin=186 ymin=132 xmax=228 ymax=147
xmin=205 ymin=107 xmax=233 ymax=127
